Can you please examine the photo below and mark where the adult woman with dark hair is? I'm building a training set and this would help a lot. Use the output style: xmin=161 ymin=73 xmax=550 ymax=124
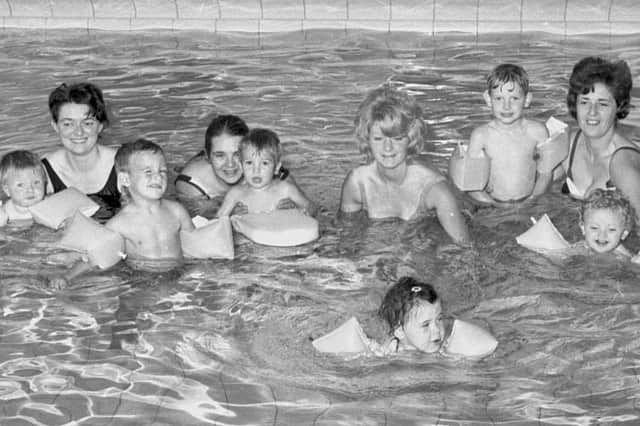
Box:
xmin=176 ymin=114 xmax=295 ymax=217
xmin=44 ymin=82 xmax=120 ymax=219
xmin=560 ymin=56 xmax=640 ymax=225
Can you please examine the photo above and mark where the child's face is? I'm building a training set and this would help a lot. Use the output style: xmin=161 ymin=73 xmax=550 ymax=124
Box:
xmin=2 ymin=168 xmax=46 ymax=208
xmin=52 ymin=103 xmax=104 ymax=156
xmin=241 ymin=145 xmax=280 ymax=190
xmin=395 ymin=300 xmax=445 ymax=353
xmin=210 ymin=133 xmax=243 ymax=185
xmin=581 ymin=208 xmax=629 ymax=253
xmin=576 ymin=82 xmax=617 ymax=140
xmin=122 ymin=151 xmax=168 ymax=201
xmin=368 ymin=119 xmax=412 ymax=170
xmin=484 ymin=81 xmax=531 ymax=125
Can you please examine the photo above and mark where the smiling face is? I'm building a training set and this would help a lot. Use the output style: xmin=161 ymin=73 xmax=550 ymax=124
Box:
xmin=581 ymin=207 xmax=629 ymax=254
xmin=368 ymin=119 xmax=413 ymax=170
xmin=121 ymin=151 xmax=168 ymax=202
xmin=395 ymin=300 xmax=445 ymax=353
xmin=2 ymin=167 xmax=46 ymax=208
xmin=576 ymin=82 xmax=618 ymax=140
xmin=209 ymin=132 xmax=243 ymax=185
xmin=241 ymin=145 xmax=280 ymax=190
xmin=51 ymin=103 xmax=104 ymax=156
xmin=484 ymin=81 xmax=531 ymax=126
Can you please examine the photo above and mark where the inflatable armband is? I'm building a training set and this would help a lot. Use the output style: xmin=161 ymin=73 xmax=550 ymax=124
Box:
xmin=516 ymin=214 xmax=571 ymax=252
xmin=443 ymin=319 xmax=498 ymax=358
xmin=448 ymin=142 xmax=491 ymax=191
xmin=536 ymin=117 xmax=569 ymax=174
xmin=58 ymin=211 xmax=126 ymax=269
xmin=181 ymin=215 xmax=234 ymax=259
xmin=231 ymin=209 xmax=319 ymax=247
xmin=29 ymin=188 xmax=100 ymax=229
xmin=312 ymin=317 xmax=371 ymax=354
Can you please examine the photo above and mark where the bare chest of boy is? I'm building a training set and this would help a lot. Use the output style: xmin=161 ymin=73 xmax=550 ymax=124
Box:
xmin=121 ymin=209 xmax=182 ymax=258
xmin=241 ymin=184 xmax=288 ymax=214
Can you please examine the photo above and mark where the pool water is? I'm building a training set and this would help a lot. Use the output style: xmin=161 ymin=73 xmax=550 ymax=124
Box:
xmin=1 ymin=29 xmax=640 ymax=424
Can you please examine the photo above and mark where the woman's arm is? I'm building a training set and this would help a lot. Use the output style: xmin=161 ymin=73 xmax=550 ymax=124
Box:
xmin=424 ymin=181 xmax=471 ymax=245
xmin=610 ymin=146 xmax=640 ymax=227
xmin=338 ymin=170 xmax=363 ymax=215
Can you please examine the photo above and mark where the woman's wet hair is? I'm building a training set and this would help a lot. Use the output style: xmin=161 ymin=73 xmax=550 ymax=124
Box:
xmin=378 ymin=276 xmax=439 ymax=335
xmin=48 ymin=82 xmax=109 ymax=126
xmin=204 ymin=114 xmax=249 ymax=159
xmin=354 ymin=85 xmax=427 ymax=158
xmin=567 ymin=56 xmax=632 ymax=120
xmin=240 ymin=128 xmax=282 ymax=164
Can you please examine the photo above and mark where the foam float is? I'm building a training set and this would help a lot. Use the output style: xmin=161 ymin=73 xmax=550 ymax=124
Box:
xmin=231 ymin=209 xmax=319 ymax=247
xmin=312 ymin=317 xmax=372 ymax=354
xmin=448 ymin=142 xmax=491 ymax=191
xmin=29 ymin=188 xmax=100 ymax=229
xmin=58 ymin=211 xmax=125 ymax=269
xmin=536 ymin=117 xmax=569 ymax=174
xmin=181 ymin=215 xmax=234 ymax=259
xmin=515 ymin=213 xmax=570 ymax=252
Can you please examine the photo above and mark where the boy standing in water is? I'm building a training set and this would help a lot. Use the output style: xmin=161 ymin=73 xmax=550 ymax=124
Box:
xmin=465 ymin=64 xmax=550 ymax=204
xmin=217 ymin=128 xmax=316 ymax=216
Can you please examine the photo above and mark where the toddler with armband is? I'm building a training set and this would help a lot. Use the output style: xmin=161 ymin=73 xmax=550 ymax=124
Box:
xmin=47 ymin=139 xmax=194 ymax=289
xmin=313 ymin=277 xmax=497 ymax=358
xmin=0 ymin=150 xmax=47 ymax=226
xmin=216 ymin=128 xmax=316 ymax=217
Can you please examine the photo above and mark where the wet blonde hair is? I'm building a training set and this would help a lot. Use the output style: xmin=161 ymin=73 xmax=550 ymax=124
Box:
xmin=354 ymin=86 xmax=427 ymax=158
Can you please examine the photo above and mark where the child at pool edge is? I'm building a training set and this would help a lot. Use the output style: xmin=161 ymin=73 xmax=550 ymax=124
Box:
xmin=464 ymin=63 xmax=550 ymax=204
xmin=579 ymin=189 xmax=635 ymax=259
xmin=338 ymin=86 xmax=470 ymax=245
xmin=0 ymin=150 xmax=47 ymax=226
xmin=47 ymin=139 xmax=194 ymax=289
xmin=313 ymin=276 xmax=497 ymax=357
xmin=216 ymin=128 xmax=317 ymax=217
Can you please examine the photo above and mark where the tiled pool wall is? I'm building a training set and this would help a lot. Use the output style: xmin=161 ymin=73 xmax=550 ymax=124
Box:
xmin=0 ymin=0 xmax=638 ymax=35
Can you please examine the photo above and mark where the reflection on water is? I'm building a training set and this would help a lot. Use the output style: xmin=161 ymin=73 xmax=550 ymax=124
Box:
xmin=1 ymin=30 xmax=640 ymax=424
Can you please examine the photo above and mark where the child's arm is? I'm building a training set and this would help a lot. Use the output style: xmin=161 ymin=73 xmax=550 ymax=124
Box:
xmin=172 ymin=201 xmax=195 ymax=231
xmin=424 ymin=181 xmax=471 ymax=245
xmin=465 ymin=127 xmax=496 ymax=204
xmin=282 ymin=181 xmax=318 ymax=217
xmin=0 ymin=203 xmax=8 ymax=227
xmin=529 ymin=122 xmax=553 ymax=198
xmin=216 ymin=189 xmax=241 ymax=217
xmin=338 ymin=170 xmax=363 ymax=216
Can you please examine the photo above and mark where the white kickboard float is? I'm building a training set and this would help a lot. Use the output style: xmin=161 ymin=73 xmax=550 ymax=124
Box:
xmin=231 ymin=209 xmax=319 ymax=247
xmin=516 ymin=213 xmax=571 ymax=252
xmin=181 ymin=215 xmax=234 ymax=259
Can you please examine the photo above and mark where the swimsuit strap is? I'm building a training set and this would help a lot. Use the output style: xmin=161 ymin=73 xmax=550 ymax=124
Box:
xmin=41 ymin=157 xmax=67 ymax=193
xmin=566 ymin=129 xmax=582 ymax=181
xmin=175 ymin=174 xmax=211 ymax=199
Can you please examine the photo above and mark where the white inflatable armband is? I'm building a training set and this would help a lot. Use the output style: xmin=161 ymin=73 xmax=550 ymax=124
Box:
xmin=448 ymin=143 xmax=491 ymax=191
xmin=181 ymin=216 xmax=234 ymax=259
xmin=58 ymin=211 xmax=125 ymax=269
xmin=516 ymin=214 xmax=571 ymax=252
xmin=29 ymin=188 xmax=100 ymax=229
xmin=231 ymin=209 xmax=319 ymax=247
xmin=536 ymin=117 xmax=569 ymax=174
xmin=312 ymin=317 xmax=371 ymax=354
xmin=444 ymin=319 xmax=497 ymax=358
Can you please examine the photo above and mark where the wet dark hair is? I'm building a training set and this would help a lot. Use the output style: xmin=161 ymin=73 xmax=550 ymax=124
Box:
xmin=115 ymin=138 xmax=164 ymax=173
xmin=566 ymin=57 xmax=632 ymax=120
xmin=581 ymin=188 xmax=635 ymax=232
xmin=487 ymin=63 xmax=530 ymax=94
xmin=204 ymin=115 xmax=249 ymax=159
xmin=240 ymin=128 xmax=282 ymax=164
xmin=0 ymin=150 xmax=46 ymax=185
xmin=378 ymin=276 xmax=440 ymax=335
xmin=48 ymin=82 xmax=109 ymax=125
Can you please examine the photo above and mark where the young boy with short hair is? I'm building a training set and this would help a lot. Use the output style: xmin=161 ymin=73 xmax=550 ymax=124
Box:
xmin=465 ymin=63 xmax=550 ymax=204
xmin=216 ymin=128 xmax=316 ymax=217
xmin=0 ymin=150 xmax=47 ymax=226
xmin=579 ymin=189 xmax=633 ymax=257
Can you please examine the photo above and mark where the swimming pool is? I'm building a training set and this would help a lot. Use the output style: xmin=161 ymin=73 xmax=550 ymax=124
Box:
xmin=1 ymin=29 xmax=640 ymax=424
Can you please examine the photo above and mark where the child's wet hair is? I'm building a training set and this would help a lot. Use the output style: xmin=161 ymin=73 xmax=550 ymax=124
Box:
xmin=566 ymin=56 xmax=632 ymax=120
xmin=487 ymin=63 xmax=530 ymax=94
xmin=115 ymin=138 xmax=165 ymax=173
xmin=204 ymin=114 xmax=249 ymax=159
xmin=378 ymin=276 xmax=440 ymax=335
xmin=0 ymin=150 xmax=46 ymax=186
xmin=240 ymin=128 xmax=282 ymax=164
xmin=581 ymin=188 xmax=635 ymax=232
xmin=354 ymin=85 xmax=427 ymax=157
xmin=48 ymin=82 xmax=109 ymax=126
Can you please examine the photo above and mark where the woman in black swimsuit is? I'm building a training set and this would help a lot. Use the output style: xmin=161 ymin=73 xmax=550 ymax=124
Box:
xmin=44 ymin=82 xmax=120 ymax=220
xmin=560 ymin=57 xmax=640 ymax=226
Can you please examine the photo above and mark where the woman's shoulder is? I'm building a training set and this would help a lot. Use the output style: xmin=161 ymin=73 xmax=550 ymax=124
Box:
xmin=180 ymin=152 xmax=210 ymax=176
